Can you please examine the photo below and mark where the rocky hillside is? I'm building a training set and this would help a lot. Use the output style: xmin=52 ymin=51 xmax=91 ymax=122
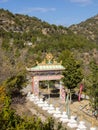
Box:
xmin=0 ymin=8 xmax=69 ymax=35
xmin=0 ymin=8 xmax=98 ymax=83
xmin=69 ymin=14 xmax=98 ymax=44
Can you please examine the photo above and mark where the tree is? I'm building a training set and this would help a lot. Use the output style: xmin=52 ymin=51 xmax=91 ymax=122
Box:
xmin=86 ymin=60 xmax=98 ymax=111
xmin=3 ymin=71 xmax=27 ymax=96
xmin=59 ymin=50 xmax=83 ymax=92
xmin=13 ymin=39 xmax=24 ymax=49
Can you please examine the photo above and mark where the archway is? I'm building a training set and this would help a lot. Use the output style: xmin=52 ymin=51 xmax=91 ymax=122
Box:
xmin=26 ymin=53 xmax=65 ymax=101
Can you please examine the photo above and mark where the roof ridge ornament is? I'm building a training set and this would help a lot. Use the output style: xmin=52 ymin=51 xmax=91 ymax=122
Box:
xmin=46 ymin=53 xmax=53 ymax=64
xmin=26 ymin=53 xmax=65 ymax=71
xmin=36 ymin=53 xmax=62 ymax=65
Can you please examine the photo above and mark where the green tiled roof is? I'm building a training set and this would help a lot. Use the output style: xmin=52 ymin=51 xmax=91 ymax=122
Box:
xmin=26 ymin=53 xmax=65 ymax=72
xmin=27 ymin=64 xmax=65 ymax=71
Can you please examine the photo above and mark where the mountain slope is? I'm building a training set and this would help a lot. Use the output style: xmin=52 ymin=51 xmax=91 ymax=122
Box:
xmin=0 ymin=8 xmax=98 ymax=83
xmin=0 ymin=8 xmax=69 ymax=35
xmin=69 ymin=14 xmax=98 ymax=44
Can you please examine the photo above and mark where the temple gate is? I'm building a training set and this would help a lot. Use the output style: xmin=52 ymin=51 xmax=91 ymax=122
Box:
xmin=26 ymin=53 xmax=65 ymax=101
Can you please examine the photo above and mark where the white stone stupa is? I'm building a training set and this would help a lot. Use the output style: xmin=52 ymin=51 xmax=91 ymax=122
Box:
xmin=33 ymin=96 xmax=39 ymax=104
xmin=53 ymin=107 xmax=61 ymax=118
xmin=42 ymin=101 xmax=49 ymax=110
xmin=67 ymin=115 xmax=78 ymax=128
xmin=60 ymin=111 xmax=69 ymax=123
xmin=37 ymin=98 xmax=44 ymax=107
xmin=47 ymin=104 xmax=55 ymax=114
xmin=76 ymin=121 xmax=86 ymax=130
xmin=29 ymin=94 xmax=36 ymax=101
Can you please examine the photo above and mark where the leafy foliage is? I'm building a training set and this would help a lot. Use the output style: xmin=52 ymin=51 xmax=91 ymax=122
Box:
xmin=0 ymin=86 xmax=6 ymax=112
xmin=0 ymin=100 xmax=57 ymax=130
xmin=60 ymin=50 xmax=83 ymax=90
xmin=3 ymin=72 xmax=26 ymax=96
xmin=86 ymin=60 xmax=98 ymax=110
xmin=0 ymin=84 xmax=66 ymax=130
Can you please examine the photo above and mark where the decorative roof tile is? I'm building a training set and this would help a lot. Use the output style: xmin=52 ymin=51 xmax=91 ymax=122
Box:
xmin=26 ymin=53 xmax=65 ymax=72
